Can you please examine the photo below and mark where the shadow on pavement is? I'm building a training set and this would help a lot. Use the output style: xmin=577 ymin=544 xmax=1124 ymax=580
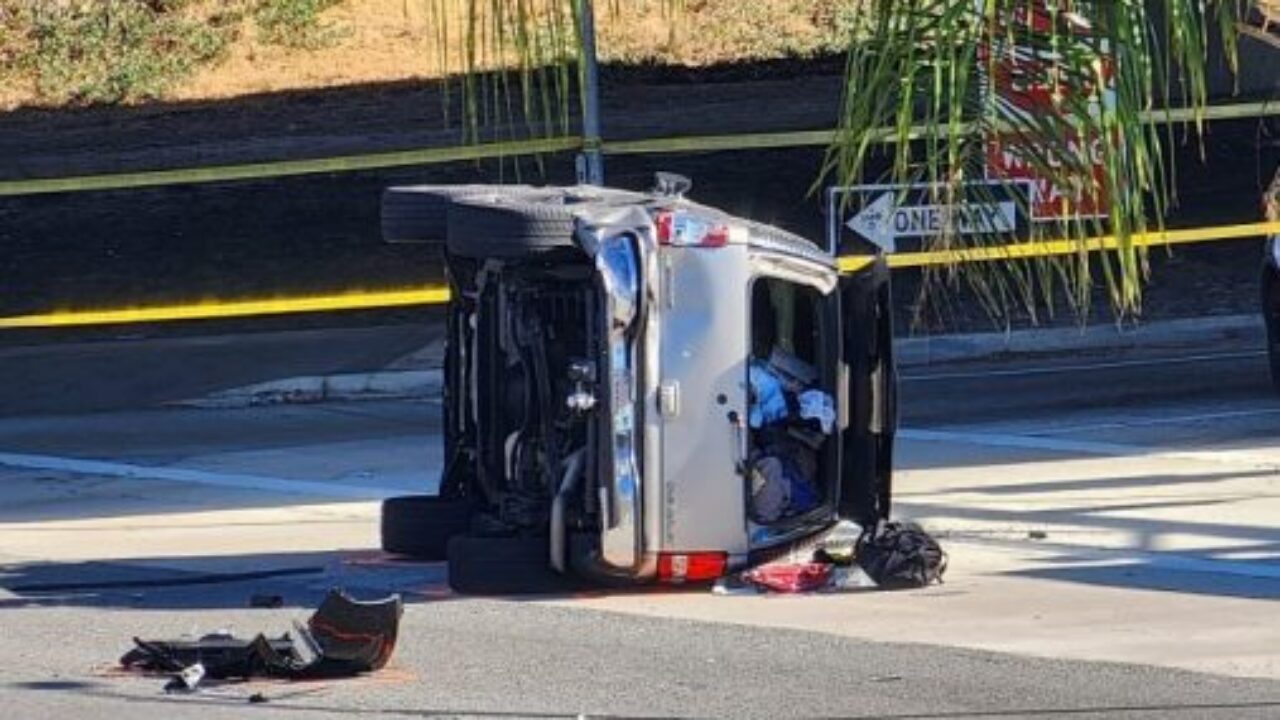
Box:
xmin=0 ymin=550 xmax=451 ymax=611
xmin=0 ymin=323 xmax=439 ymax=418
xmin=928 ymin=467 xmax=1278 ymax=496
xmin=0 ymin=401 xmax=441 ymax=522
xmin=1007 ymin=558 xmax=1280 ymax=601
xmin=898 ymin=460 xmax=1280 ymax=599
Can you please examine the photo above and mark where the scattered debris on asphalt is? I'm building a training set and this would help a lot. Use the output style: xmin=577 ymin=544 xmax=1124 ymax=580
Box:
xmin=120 ymin=590 xmax=402 ymax=691
xmin=829 ymin=564 xmax=880 ymax=592
xmin=743 ymin=562 xmax=833 ymax=593
xmin=717 ymin=520 xmax=946 ymax=595
xmin=856 ymin=521 xmax=947 ymax=589
xmin=711 ymin=575 xmax=760 ymax=596
xmin=163 ymin=662 xmax=205 ymax=694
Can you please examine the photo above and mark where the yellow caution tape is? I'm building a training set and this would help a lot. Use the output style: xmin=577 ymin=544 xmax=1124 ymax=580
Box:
xmin=0 ymin=102 xmax=1275 ymax=196
xmin=838 ymin=220 xmax=1280 ymax=272
xmin=604 ymin=101 xmax=1280 ymax=156
xmin=838 ymin=256 xmax=877 ymax=273
xmin=1142 ymin=100 xmax=1280 ymax=123
xmin=0 ymin=286 xmax=451 ymax=329
xmin=2 ymin=220 xmax=1276 ymax=329
xmin=0 ymin=137 xmax=583 ymax=197
xmin=604 ymin=129 xmax=838 ymax=155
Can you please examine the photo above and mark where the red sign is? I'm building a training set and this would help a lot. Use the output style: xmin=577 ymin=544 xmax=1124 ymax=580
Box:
xmin=986 ymin=133 xmax=1109 ymax=221
xmin=982 ymin=1 xmax=1112 ymax=221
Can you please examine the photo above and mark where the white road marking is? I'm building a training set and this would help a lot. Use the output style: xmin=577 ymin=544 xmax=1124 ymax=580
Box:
xmin=902 ymin=428 xmax=1162 ymax=457
xmin=899 ymin=428 xmax=1280 ymax=471
xmin=901 ymin=350 xmax=1266 ymax=382
xmin=948 ymin=534 xmax=1280 ymax=581
xmin=0 ymin=451 xmax=398 ymax=500
xmin=1030 ymin=407 xmax=1280 ymax=436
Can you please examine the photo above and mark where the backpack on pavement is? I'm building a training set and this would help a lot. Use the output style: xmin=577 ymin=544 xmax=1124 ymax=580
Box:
xmin=856 ymin=520 xmax=947 ymax=589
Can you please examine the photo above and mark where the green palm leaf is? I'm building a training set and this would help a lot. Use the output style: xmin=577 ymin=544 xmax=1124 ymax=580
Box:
xmin=436 ymin=0 xmax=1253 ymax=321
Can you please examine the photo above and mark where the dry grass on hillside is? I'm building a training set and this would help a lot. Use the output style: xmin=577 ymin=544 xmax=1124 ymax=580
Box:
xmin=0 ymin=0 xmax=859 ymax=109
xmin=180 ymin=0 xmax=860 ymax=101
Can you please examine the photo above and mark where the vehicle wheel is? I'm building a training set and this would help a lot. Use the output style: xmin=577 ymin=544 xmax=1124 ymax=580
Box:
xmin=380 ymin=185 xmax=530 ymax=244
xmin=445 ymin=187 xmax=643 ymax=259
xmin=446 ymin=534 xmax=584 ymax=595
xmin=380 ymin=495 xmax=474 ymax=560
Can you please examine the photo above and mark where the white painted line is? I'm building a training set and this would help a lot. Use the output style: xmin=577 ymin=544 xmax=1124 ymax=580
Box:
xmin=948 ymin=534 xmax=1280 ymax=582
xmin=899 ymin=428 xmax=1280 ymax=471
xmin=1032 ymin=407 xmax=1280 ymax=436
xmin=901 ymin=428 xmax=1151 ymax=455
xmin=0 ymin=451 xmax=398 ymax=500
xmin=901 ymin=350 xmax=1266 ymax=382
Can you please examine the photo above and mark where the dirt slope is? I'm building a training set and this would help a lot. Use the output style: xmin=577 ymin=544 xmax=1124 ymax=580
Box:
xmin=0 ymin=0 xmax=855 ymax=110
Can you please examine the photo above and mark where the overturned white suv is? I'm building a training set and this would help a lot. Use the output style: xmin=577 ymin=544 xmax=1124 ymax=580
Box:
xmin=378 ymin=177 xmax=896 ymax=593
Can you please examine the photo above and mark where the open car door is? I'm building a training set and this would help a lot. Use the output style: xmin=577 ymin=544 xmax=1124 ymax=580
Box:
xmin=839 ymin=257 xmax=897 ymax=526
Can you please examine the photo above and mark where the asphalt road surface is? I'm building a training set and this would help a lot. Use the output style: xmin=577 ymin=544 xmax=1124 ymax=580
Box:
xmin=0 ymin=323 xmax=1277 ymax=718
xmin=0 ymin=323 xmax=437 ymax=417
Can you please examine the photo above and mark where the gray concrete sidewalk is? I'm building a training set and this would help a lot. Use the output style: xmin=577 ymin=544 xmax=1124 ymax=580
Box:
xmin=897 ymin=313 xmax=1265 ymax=367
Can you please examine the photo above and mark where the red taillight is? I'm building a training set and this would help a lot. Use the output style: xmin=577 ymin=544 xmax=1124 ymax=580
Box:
xmin=655 ymin=211 xmax=674 ymax=244
xmin=699 ymin=226 xmax=730 ymax=248
xmin=655 ymin=211 xmax=730 ymax=248
xmin=657 ymin=552 xmax=728 ymax=583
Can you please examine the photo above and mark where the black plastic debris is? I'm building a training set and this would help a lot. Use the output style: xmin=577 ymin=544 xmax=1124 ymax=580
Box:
xmin=163 ymin=663 xmax=205 ymax=694
xmin=305 ymin=588 xmax=403 ymax=675
xmin=856 ymin=521 xmax=947 ymax=589
xmin=120 ymin=590 xmax=403 ymax=685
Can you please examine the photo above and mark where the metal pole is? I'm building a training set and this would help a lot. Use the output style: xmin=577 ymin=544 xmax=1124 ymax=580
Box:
xmin=577 ymin=0 xmax=604 ymax=185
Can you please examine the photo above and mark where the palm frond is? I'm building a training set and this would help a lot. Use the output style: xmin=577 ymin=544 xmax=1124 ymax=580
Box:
xmin=826 ymin=0 xmax=1247 ymax=321
xmin=432 ymin=1 xmax=1251 ymax=322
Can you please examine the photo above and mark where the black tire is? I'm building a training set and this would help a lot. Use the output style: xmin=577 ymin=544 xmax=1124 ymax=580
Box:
xmin=445 ymin=187 xmax=644 ymax=259
xmin=446 ymin=534 xmax=583 ymax=595
xmin=380 ymin=495 xmax=473 ymax=560
xmin=380 ymin=185 xmax=531 ymax=244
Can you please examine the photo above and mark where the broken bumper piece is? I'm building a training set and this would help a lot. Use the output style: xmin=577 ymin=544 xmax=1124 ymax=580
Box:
xmin=120 ymin=590 xmax=403 ymax=684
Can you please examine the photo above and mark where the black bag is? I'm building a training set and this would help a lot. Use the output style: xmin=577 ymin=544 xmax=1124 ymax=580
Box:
xmin=856 ymin=521 xmax=947 ymax=589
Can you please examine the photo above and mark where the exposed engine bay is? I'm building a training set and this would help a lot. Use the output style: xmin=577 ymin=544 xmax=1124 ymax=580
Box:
xmin=440 ymin=252 xmax=607 ymax=538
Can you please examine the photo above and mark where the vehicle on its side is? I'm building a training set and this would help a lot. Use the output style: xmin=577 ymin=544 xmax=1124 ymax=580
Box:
xmin=1261 ymin=167 xmax=1280 ymax=392
xmin=378 ymin=177 xmax=896 ymax=593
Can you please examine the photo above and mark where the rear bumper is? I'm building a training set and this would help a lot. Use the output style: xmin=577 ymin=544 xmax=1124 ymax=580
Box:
xmin=569 ymin=541 xmax=659 ymax=585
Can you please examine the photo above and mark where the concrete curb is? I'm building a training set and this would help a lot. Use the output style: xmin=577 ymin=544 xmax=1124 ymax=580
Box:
xmin=176 ymin=370 xmax=442 ymax=408
xmin=896 ymin=314 xmax=1265 ymax=367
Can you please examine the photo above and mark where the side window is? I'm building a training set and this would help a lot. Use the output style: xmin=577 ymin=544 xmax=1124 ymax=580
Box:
xmin=748 ymin=278 xmax=834 ymax=526
xmin=751 ymin=279 xmax=820 ymax=367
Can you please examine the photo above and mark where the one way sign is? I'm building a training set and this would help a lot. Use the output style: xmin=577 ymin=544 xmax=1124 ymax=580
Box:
xmin=828 ymin=181 xmax=1029 ymax=254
